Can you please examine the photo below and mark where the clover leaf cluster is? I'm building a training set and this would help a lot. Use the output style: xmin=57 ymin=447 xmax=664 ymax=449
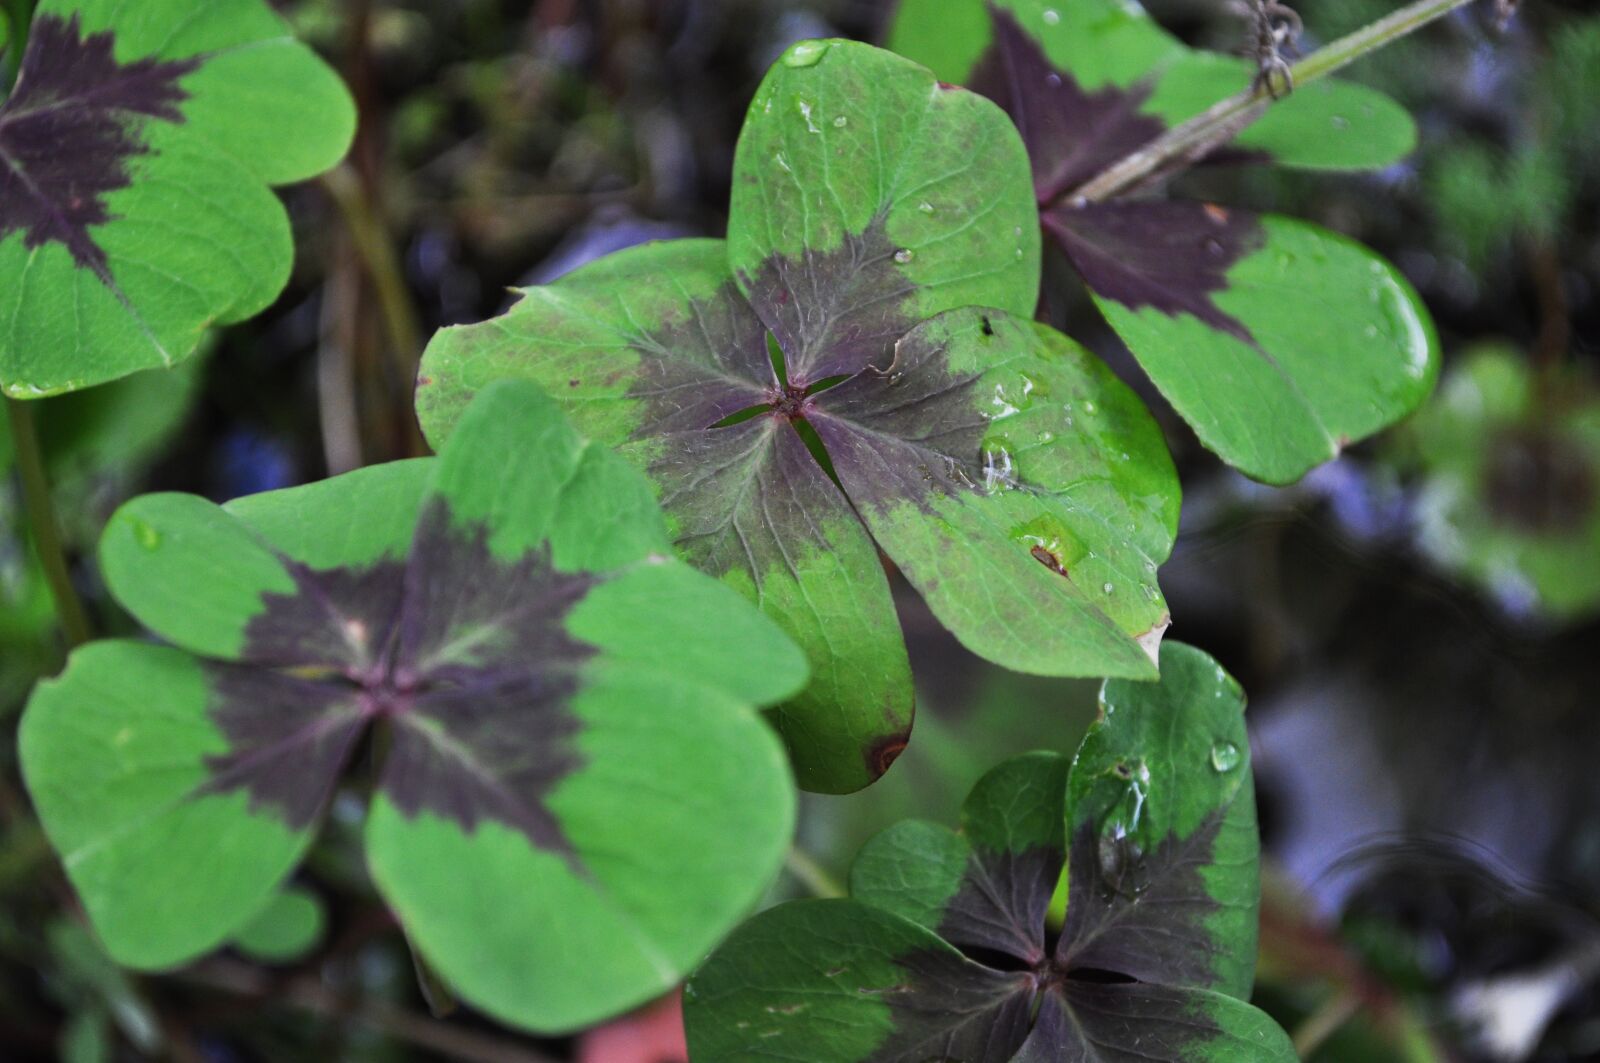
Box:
xmin=684 ymin=644 xmax=1293 ymax=1062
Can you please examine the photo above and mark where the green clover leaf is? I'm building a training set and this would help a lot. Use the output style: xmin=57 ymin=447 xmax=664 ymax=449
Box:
xmin=685 ymin=643 xmax=1291 ymax=1062
xmin=21 ymin=380 xmax=806 ymax=1033
xmin=417 ymin=40 xmax=1180 ymax=794
xmin=0 ymin=0 xmax=355 ymax=396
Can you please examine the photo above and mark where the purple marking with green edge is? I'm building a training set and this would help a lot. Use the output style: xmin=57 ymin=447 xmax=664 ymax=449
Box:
xmin=1047 ymin=199 xmax=1265 ymax=343
xmin=196 ymin=500 xmax=598 ymax=859
xmin=0 ymin=14 xmax=199 ymax=279
xmin=968 ymin=7 xmax=1166 ymax=204
xmin=964 ymin=5 xmax=1268 ymax=339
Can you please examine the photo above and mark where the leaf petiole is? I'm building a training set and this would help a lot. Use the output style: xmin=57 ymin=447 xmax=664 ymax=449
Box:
xmin=1070 ymin=0 xmax=1484 ymax=204
xmin=4 ymin=397 xmax=92 ymax=649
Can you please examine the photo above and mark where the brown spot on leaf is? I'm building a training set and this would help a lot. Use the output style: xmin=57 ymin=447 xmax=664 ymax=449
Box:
xmin=868 ymin=731 xmax=911 ymax=778
xmin=1031 ymin=544 xmax=1069 ymax=576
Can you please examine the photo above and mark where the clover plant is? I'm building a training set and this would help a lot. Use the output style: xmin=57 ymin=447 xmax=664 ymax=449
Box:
xmin=3 ymin=0 xmax=1509 ymax=1053
xmin=0 ymin=0 xmax=354 ymax=396
xmin=418 ymin=40 xmax=1181 ymax=794
xmin=20 ymin=380 xmax=807 ymax=1032
xmin=889 ymin=0 xmax=1441 ymax=485
xmin=684 ymin=643 xmax=1290 ymax=1062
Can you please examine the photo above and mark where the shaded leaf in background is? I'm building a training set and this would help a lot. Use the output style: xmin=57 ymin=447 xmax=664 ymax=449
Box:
xmin=231 ymin=885 xmax=326 ymax=964
xmin=887 ymin=0 xmax=1416 ymax=173
xmin=0 ymin=358 xmax=203 ymax=702
xmin=21 ymin=380 xmax=805 ymax=1033
xmin=889 ymin=0 xmax=1440 ymax=485
xmin=685 ymin=642 xmax=1291 ymax=1062
xmin=417 ymin=39 xmax=1178 ymax=794
xmin=0 ymin=0 xmax=354 ymax=396
xmin=1402 ymin=346 xmax=1600 ymax=620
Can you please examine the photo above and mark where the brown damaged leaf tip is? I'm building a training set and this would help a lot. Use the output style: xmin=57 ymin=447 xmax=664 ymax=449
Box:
xmin=868 ymin=733 xmax=910 ymax=778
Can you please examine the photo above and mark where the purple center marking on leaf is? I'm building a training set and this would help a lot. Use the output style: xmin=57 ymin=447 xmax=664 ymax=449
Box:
xmin=964 ymin=7 xmax=1271 ymax=344
xmin=1047 ymin=199 xmax=1264 ymax=344
xmin=0 ymin=14 xmax=199 ymax=281
xmin=738 ymin=222 xmax=922 ymax=382
xmin=863 ymin=812 xmax=1240 ymax=1055
xmin=967 ymin=7 xmax=1167 ymax=205
xmin=935 ymin=843 xmax=1061 ymax=967
xmin=862 ymin=949 xmax=1036 ymax=1063
xmin=197 ymin=501 xmax=599 ymax=859
xmin=1056 ymin=808 xmax=1235 ymax=990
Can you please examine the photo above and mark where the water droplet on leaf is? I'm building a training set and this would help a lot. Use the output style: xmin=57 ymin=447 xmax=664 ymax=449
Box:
xmin=1210 ymin=741 xmax=1241 ymax=772
xmin=783 ymin=40 xmax=830 ymax=67
xmin=130 ymin=518 xmax=160 ymax=550
xmin=918 ymin=200 xmax=935 ymax=214
xmin=798 ymin=100 xmax=821 ymax=133
xmin=981 ymin=441 xmax=1016 ymax=493
xmin=1042 ymin=8 xmax=1061 ymax=24
xmin=894 ymin=248 xmax=914 ymax=264
xmin=833 ymin=114 xmax=848 ymax=128
xmin=1096 ymin=761 xmax=1152 ymax=895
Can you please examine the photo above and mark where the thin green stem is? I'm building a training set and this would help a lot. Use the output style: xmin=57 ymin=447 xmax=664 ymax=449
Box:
xmin=785 ymin=846 xmax=846 ymax=899
xmin=1071 ymin=0 xmax=1481 ymax=204
xmin=5 ymin=398 xmax=92 ymax=649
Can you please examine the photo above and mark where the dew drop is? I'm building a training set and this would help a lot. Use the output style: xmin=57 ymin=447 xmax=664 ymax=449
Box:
xmin=1084 ymin=400 xmax=1098 ymax=415
xmin=1042 ymin=8 xmax=1061 ymax=24
xmin=918 ymin=200 xmax=935 ymax=214
xmin=783 ymin=40 xmax=830 ymax=67
xmin=798 ymin=99 xmax=821 ymax=134
xmin=894 ymin=248 xmax=914 ymax=264
xmin=981 ymin=441 xmax=1016 ymax=492
xmin=1045 ymin=72 xmax=1063 ymax=88
xmin=1096 ymin=762 xmax=1152 ymax=895
xmin=1015 ymin=248 xmax=1024 ymax=259
xmin=1210 ymin=741 xmax=1241 ymax=773
xmin=833 ymin=114 xmax=848 ymax=128
xmin=1102 ymin=581 xmax=1114 ymax=594
xmin=773 ymin=152 xmax=792 ymax=173
xmin=1364 ymin=324 xmax=1378 ymax=338
xmin=130 ymin=518 xmax=161 ymax=551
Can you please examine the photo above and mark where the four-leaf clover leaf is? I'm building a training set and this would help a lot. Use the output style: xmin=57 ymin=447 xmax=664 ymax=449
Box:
xmin=891 ymin=0 xmax=1441 ymax=484
xmin=417 ymin=39 xmax=1180 ymax=794
xmin=684 ymin=643 xmax=1291 ymax=1062
xmin=0 ymin=0 xmax=355 ymax=396
xmin=21 ymin=380 xmax=807 ymax=1033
